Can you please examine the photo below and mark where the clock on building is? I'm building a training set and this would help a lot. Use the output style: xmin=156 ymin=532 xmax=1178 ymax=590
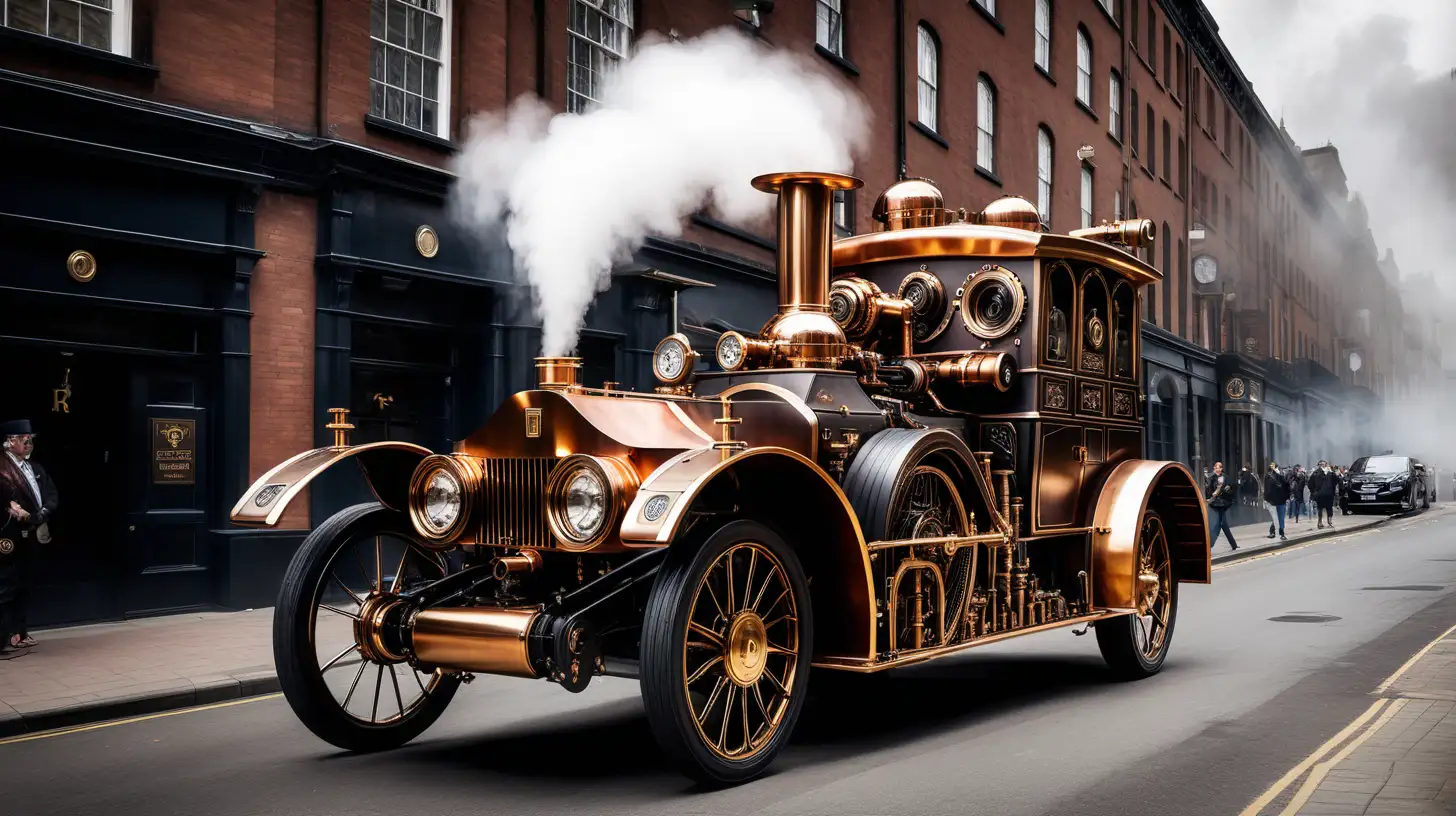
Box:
xmin=1193 ymin=255 xmax=1218 ymax=285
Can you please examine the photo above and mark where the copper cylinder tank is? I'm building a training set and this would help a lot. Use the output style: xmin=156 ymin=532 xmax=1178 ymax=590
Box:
xmin=410 ymin=607 xmax=539 ymax=677
xmin=535 ymin=356 xmax=582 ymax=390
xmin=750 ymin=171 xmax=863 ymax=368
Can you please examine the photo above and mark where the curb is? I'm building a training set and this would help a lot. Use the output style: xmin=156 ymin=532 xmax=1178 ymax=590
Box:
xmin=0 ymin=670 xmax=280 ymax=739
xmin=1210 ymin=511 xmax=1407 ymax=566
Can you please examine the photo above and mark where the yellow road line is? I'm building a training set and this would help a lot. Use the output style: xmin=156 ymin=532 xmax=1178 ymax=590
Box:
xmin=1375 ymin=620 xmax=1456 ymax=694
xmin=1276 ymin=698 xmax=1408 ymax=816
xmin=1213 ymin=535 xmax=1353 ymax=572
xmin=1236 ymin=698 xmax=1390 ymax=816
xmin=0 ymin=692 xmax=282 ymax=746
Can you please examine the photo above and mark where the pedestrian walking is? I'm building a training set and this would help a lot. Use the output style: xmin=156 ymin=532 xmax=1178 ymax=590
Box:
xmin=1238 ymin=465 xmax=1259 ymax=508
xmin=1205 ymin=461 xmax=1239 ymax=551
xmin=1 ymin=419 xmax=58 ymax=653
xmin=1263 ymin=461 xmax=1289 ymax=540
xmin=1309 ymin=459 xmax=1337 ymax=529
xmin=1289 ymin=465 xmax=1307 ymax=523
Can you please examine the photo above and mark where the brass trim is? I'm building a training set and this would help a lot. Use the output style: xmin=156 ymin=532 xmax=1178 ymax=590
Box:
xmin=831 ymin=225 xmax=1163 ymax=286
xmin=414 ymin=225 xmax=440 ymax=258
xmin=897 ymin=266 xmax=953 ymax=343
xmin=1078 ymin=268 xmax=1110 ymax=376
xmin=718 ymin=381 xmax=821 ymax=461
xmin=67 ymin=250 xmax=97 ymax=282
xmin=812 ymin=611 xmax=1120 ymax=672
xmin=1041 ymin=260 xmax=1076 ymax=369
xmin=407 ymin=454 xmax=484 ymax=545
xmin=410 ymin=607 xmax=538 ymax=677
xmin=230 ymin=440 xmax=433 ymax=526
xmin=545 ymin=453 xmax=639 ymax=551
xmin=536 ymin=356 xmax=582 ymax=390
xmin=652 ymin=333 xmax=699 ymax=386
xmin=1110 ymin=280 xmax=1139 ymax=382
xmin=888 ymin=559 xmax=946 ymax=652
xmin=958 ymin=265 xmax=1026 ymax=341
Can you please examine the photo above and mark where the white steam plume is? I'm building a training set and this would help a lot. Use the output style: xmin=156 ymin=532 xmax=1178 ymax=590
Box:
xmin=451 ymin=27 xmax=871 ymax=357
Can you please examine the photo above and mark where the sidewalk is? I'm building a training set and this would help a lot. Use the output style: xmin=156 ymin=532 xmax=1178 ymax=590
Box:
xmin=0 ymin=507 xmax=1406 ymax=738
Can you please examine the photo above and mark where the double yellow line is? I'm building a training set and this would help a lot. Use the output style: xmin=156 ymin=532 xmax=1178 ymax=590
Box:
xmin=0 ymin=693 xmax=282 ymax=746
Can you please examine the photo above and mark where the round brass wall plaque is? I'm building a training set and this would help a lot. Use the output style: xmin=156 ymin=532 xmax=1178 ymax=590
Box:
xmin=415 ymin=225 xmax=439 ymax=258
xmin=67 ymin=250 xmax=97 ymax=282
xmin=1225 ymin=377 xmax=1246 ymax=399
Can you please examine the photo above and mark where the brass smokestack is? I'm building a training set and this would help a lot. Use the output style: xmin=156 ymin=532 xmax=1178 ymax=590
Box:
xmin=748 ymin=171 xmax=863 ymax=368
xmin=535 ymin=356 xmax=582 ymax=390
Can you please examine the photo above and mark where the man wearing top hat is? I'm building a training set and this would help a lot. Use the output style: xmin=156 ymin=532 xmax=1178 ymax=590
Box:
xmin=1 ymin=419 xmax=59 ymax=654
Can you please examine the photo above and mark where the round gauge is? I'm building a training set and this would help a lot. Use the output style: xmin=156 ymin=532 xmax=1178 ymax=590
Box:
xmin=897 ymin=267 xmax=952 ymax=342
xmin=716 ymin=332 xmax=746 ymax=371
xmin=652 ymin=333 xmax=696 ymax=385
xmin=959 ymin=265 xmax=1026 ymax=340
xmin=1193 ymin=255 xmax=1219 ymax=285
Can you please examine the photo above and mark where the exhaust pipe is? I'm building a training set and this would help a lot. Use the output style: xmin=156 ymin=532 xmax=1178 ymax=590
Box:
xmin=535 ymin=356 xmax=582 ymax=390
xmin=410 ymin=607 xmax=540 ymax=678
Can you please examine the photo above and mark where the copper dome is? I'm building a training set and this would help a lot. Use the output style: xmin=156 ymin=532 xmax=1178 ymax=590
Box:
xmin=872 ymin=178 xmax=952 ymax=231
xmin=977 ymin=195 xmax=1045 ymax=233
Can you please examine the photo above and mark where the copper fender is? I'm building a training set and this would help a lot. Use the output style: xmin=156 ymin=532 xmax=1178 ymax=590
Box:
xmin=1087 ymin=460 xmax=1211 ymax=610
xmin=230 ymin=441 xmax=433 ymax=527
xmin=621 ymin=446 xmax=877 ymax=663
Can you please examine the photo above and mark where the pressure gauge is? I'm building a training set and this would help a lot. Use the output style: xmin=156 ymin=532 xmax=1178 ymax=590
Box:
xmin=652 ymin=333 xmax=697 ymax=385
xmin=716 ymin=332 xmax=746 ymax=371
xmin=1193 ymin=255 xmax=1219 ymax=285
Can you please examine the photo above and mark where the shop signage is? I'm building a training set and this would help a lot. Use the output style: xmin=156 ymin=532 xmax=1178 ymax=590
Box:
xmin=152 ymin=419 xmax=196 ymax=484
xmin=52 ymin=368 xmax=71 ymax=413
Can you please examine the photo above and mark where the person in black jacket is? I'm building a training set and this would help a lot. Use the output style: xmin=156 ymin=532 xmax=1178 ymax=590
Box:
xmin=1264 ymin=461 xmax=1290 ymax=540
xmin=1288 ymin=466 xmax=1308 ymax=523
xmin=1 ymin=419 xmax=58 ymax=653
xmin=1308 ymin=460 xmax=1337 ymax=529
xmin=1205 ymin=461 xmax=1239 ymax=551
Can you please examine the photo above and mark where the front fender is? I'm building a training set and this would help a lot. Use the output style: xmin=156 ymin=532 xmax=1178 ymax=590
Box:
xmin=230 ymin=441 xmax=432 ymax=527
xmin=1088 ymin=460 xmax=1211 ymax=610
xmin=621 ymin=447 xmax=877 ymax=663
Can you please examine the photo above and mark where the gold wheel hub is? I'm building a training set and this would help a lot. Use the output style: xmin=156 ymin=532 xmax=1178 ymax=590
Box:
xmin=724 ymin=611 xmax=769 ymax=687
xmin=1136 ymin=570 xmax=1160 ymax=615
xmin=354 ymin=594 xmax=408 ymax=664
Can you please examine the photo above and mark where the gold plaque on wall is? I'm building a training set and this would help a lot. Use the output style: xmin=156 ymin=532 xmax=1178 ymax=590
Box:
xmin=152 ymin=418 xmax=197 ymax=485
xmin=67 ymin=250 xmax=97 ymax=282
xmin=415 ymin=225 xmax=440 ymax=258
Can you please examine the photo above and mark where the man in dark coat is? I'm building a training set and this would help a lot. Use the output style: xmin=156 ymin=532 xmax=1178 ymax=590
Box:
xmin=1263 ymin=461 xmax=1290 ymax=540
xmin=1308 ymin=459 xmax=1337 ymax=530
xmin=1 ymin=419 xmax=58 ymax=653
xmin=1288 ymin=466 xmax=1308 ymax=523
xmin=1238 ymin=466 xmax=1260 ymax=507
xmin=1205 ymin=461 xmax=1239 ymax=551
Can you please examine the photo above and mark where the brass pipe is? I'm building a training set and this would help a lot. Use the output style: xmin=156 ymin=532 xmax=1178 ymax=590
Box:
xmin=912 ymin=569 xmax=924 ymax=649
xmin=887 ymin=560 xmax=945 ymax=652
xmin=994 ymin=470 xmax=1013 ymax=530
xmin=491 ymin=550 xmax=543 ymax=580
xmin=410 ymin=607 xmax=539 ymax=677
xmin=1069 ymin=218 xmax=1156 ymax=248
xmin=929 ymin=353 xmax=1014 ymax=393
xmin=866 ymin=532 xmax=1007 ymax=552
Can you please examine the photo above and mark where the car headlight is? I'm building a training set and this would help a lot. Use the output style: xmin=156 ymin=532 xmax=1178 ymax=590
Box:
xmin=653 ymin=333 xmax=698 ymax=386
xmin=408 ymin=455 xmax=483 ymax=545
xmin=546 ymin=454 xmax=639 ymax=551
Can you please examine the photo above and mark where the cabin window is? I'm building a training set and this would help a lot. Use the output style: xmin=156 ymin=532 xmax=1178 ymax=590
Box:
xmin=1079 ymin=270 xmax=1109 ymax=376
xmin=1112 ymin=281 xmax=1136 ymax=379
xmin=1044 ymin=263 xmax=1075 ymax=366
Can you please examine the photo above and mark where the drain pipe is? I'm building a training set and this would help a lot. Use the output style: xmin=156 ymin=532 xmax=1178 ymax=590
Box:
xmin=895 ymin=0 xmax=906 ymax=180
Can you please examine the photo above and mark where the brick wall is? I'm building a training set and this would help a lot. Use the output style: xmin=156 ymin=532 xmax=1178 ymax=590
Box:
xmin=250 ymin=191 xmax=318 ymax=530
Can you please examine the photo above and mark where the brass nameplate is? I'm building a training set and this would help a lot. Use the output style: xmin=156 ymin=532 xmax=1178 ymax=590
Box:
xmin=525 ymin=408 xmax=542 ymax=438
xmin=152 ymin=418 xmax=197 ymax=485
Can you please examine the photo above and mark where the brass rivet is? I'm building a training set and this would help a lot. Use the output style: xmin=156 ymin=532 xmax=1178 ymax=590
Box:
xmin=415 ymin=225 xmax=439 ymax=258
xmin=67 ymin=250 xmax=97 ymax=283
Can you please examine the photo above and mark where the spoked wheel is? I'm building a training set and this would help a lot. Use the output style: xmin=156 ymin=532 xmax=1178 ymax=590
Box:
xmin=1096 ymin=508 xmax=1178 ymax=680
xmin=640 ymin=519 xmax=813 ymax=785
xmin=274 ymin=503 xmax=461 ymax=752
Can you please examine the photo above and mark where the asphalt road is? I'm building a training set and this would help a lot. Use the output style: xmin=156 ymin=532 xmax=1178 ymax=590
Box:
xmin=5 ymin=507 xmax=1456 ymax=816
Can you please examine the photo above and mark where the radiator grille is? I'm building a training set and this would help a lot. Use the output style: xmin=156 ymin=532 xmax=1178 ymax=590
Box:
xmin=480 ymin=457 xmax=557 ymax=548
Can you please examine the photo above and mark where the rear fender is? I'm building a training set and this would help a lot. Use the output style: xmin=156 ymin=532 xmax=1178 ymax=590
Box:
xmin=1088 ymin=460 xmax=1211 ymax=610
xmin=230 ymin=441 xmax=432 ymax=527
xmin=621 ymin=447 xmax=876 ymax=662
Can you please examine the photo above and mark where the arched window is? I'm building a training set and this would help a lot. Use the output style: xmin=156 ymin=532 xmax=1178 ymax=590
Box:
xmin=917 ymin=24 xmax=939 ymax=131
xmin=1076 ymin=27 xmax=1092 ymax=107
xmin=1080 ymin=163 xmax=1093 ymax=229
xmin=977 ymin=75 xmax=996 ymax=172
xmin=1108 ymin=69 xmax=1123 ymax=140
xmin=1037 ymin=126 xmax=1054 ymax=225
xmin=1034 ymin=0 xmax=1052 ymax=72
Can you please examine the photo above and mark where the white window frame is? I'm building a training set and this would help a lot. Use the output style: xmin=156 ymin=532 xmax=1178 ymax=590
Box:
xmin=1108 ymin=70 xmax=1122 ymax=140
xmin=1076 ymin=28 xmax=1092 ymax=107
xmin=370 ymin=0 xmax=452 ymax=139
xmin=1034 ymin=0 xmax=1051 ymax=72
xmin=974 ymin=0 xmax=997 ymax=16
xmin=567 ymin=0 xmax=634 ymax=114
xmin=1080 ymin=164 xmax=1094 ymax=229
xmin=816 ymin=0 xmax=843 ymax=57
xmin=1114 ymin=188 xmax=1123 ymax=221
xmin=1037 ymin=127 xmax=1053 ymax=226
xmin=916 ymin=24 xmax=938 ymax=131
xmin=977 ymin=76 xmax=995 ymax=173
xmin=4 ymin=0 xmax=132 ymax=56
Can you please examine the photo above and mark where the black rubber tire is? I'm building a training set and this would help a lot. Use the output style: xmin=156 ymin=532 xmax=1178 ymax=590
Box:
xmin=639 ymin=519 xmax=813 ymax=786
xmin=274 ymin=502 xmax=460 ymax=753
xmin=1095 ymin=510 xmax=1179 ymax=681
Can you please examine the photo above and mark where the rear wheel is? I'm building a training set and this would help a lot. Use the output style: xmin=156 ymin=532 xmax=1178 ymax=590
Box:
xmin=274 ymin=503 xmax=461 ymax=752
xmin=640 ymin=520 xmax=812 ymax=785
xmin=1096 ymin=509 xmax=1178 ymax=680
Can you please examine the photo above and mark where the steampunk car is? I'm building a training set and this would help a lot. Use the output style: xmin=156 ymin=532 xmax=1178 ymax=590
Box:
xmin=233 ymin=171 xmax=1211 ymax=784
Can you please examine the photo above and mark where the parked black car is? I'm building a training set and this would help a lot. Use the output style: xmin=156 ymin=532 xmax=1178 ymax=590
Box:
xmin=1342 ymin=454 xmax=1430 ymax=513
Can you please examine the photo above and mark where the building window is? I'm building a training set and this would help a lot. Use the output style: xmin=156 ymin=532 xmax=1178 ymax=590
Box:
xmin=1080 ymin=164 xmax=1093 ymax=229
xmin=917 ymin=24 xmax=939 ymax=131
xmin=1162 ymin=25 xmax=1171 ymax=79
xmin=371 ymin=0 xmax=451 ymax=137
xmin=1109 ymin=70 xmax=1123 ymax=140
xmin=1076 ymin=27 xmax=1093 ymax=107
xmin=1145 ymin=104 xmax=1155 ymax=170
xmin=1224 ymin=102 xmax=1232 ymax=147
xmin=567 ymin=0 xmax=633 ymax=114
xmin=1037 ymin=126 xmax=1054 ymax=225
xmin=1098 ymin=0 xmax=1118 ymax=22
xmin=1212 ymin=183 xmax=1219 ymax=227
xmin=1034 ymin=0 xmax=1051 ymax=73
xmin=974 ymin=0 xmax=996 ymax=15
xmin=1145 ymin=2 xmax=1155 ymax=71
xmin=1131 ymin=0 xmax=1139 ymax=51
xmin=977 ymin=75 xmax=996 ymax=173
xmin=833 ymin=189 xmax=854 ymax=236
xmin=1130 ymin=87 xmax=1140 ymax=156
xmin=1161 ymin=118 xmax=1171 ymax=180
xmin=816 ymin=0 xmax=843 ymax=56
xmin=1114 ymin=188 xmax=1123 ymax=221
xmin=1175 ymin=43 xmax=1185 ymax=99
xmin=1177 ymin=137 xmax=1186 ymax=195
xmin=3 ymin=0 xmax=130 ymax=55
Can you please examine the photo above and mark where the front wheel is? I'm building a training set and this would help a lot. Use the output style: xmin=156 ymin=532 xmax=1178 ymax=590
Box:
xmin=640 ymin=519 xmax=813 ymax=786
xmin=274 ymin=503 xmax=461 ymax=753
xmin=1096 ymin=509 xmax=1179 ymax=680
